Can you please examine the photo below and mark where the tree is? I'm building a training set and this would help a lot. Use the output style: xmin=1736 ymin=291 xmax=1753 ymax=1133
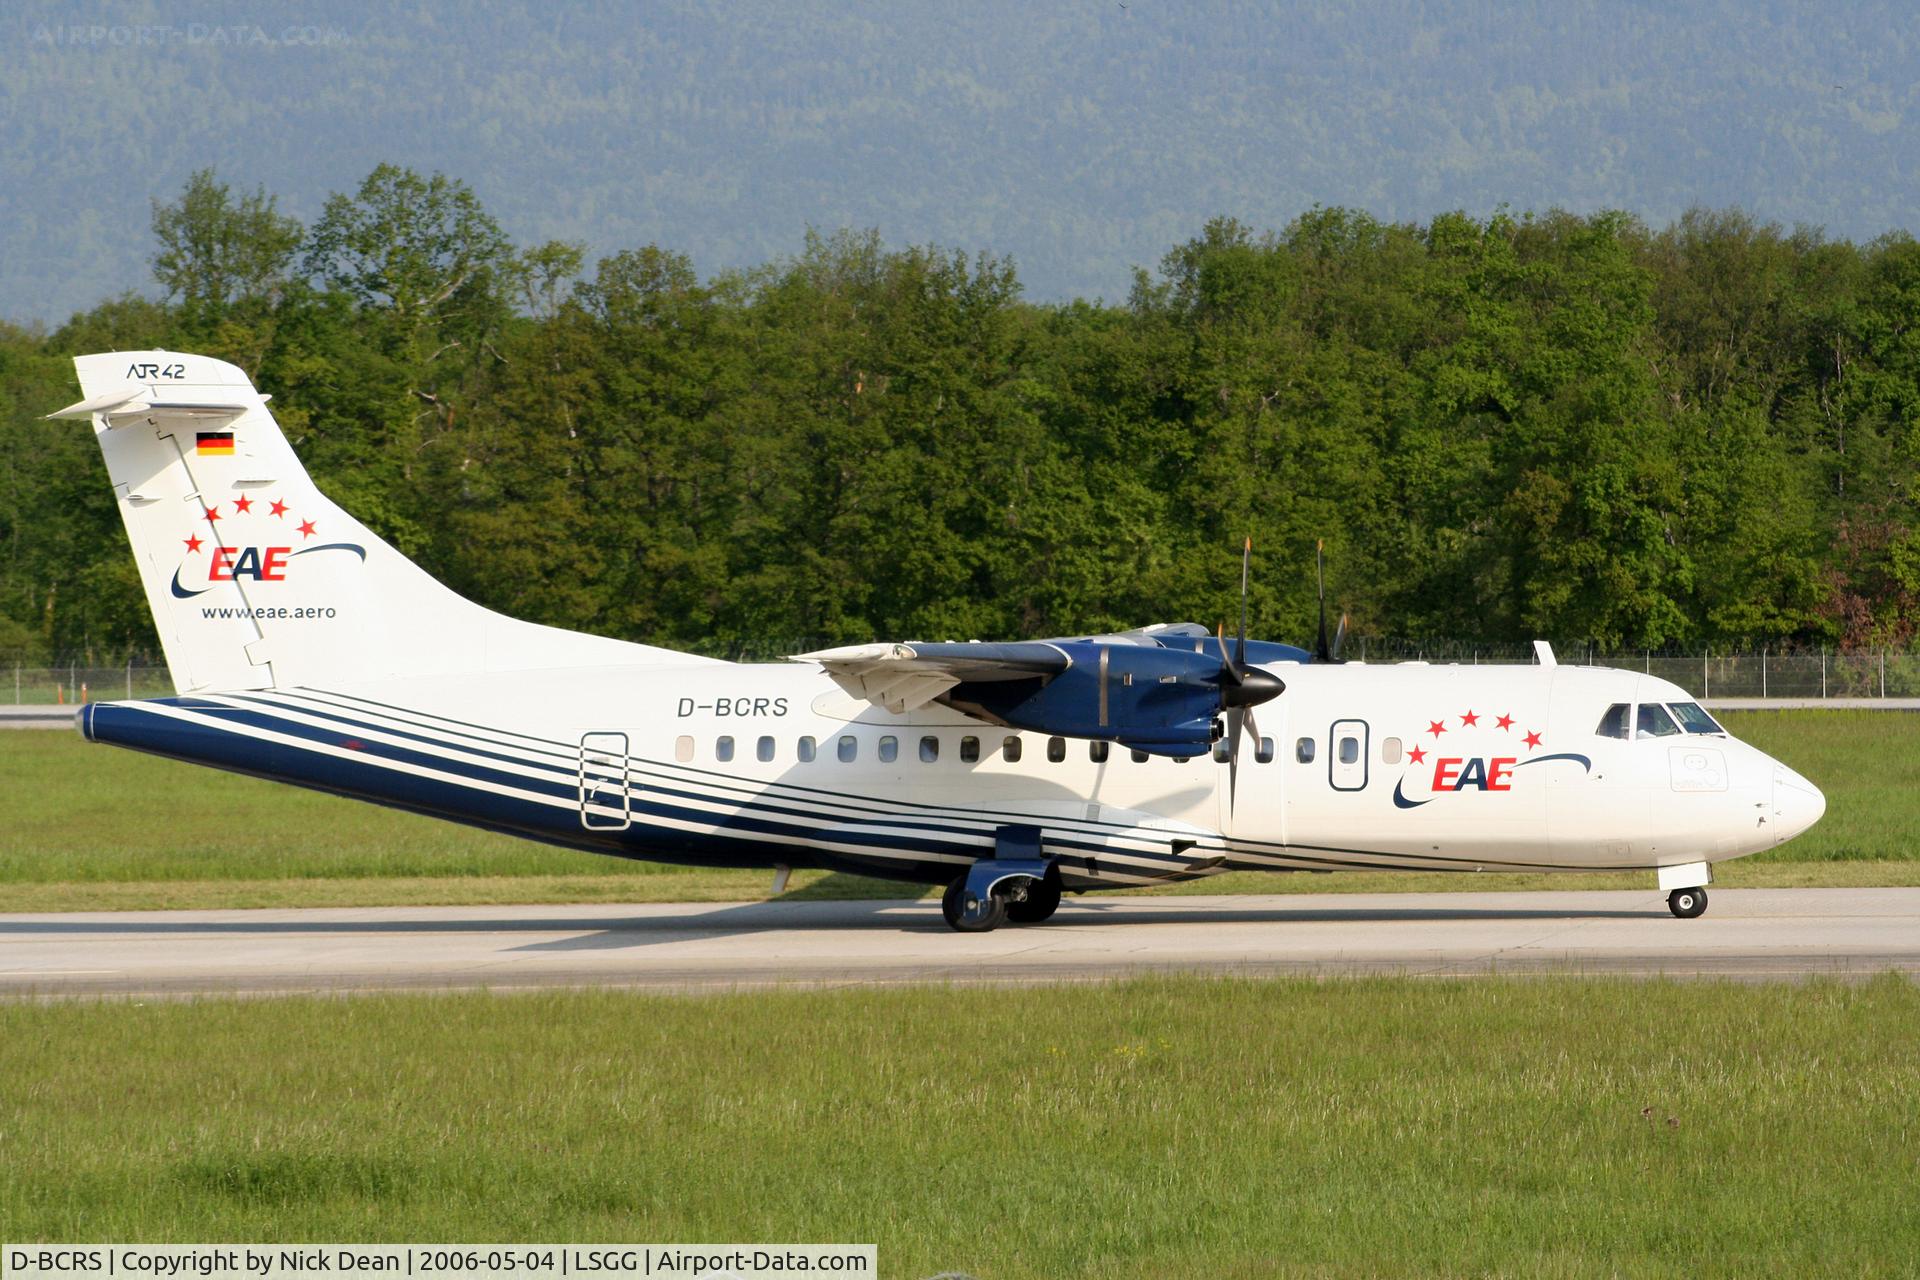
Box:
xmin=302 ymin=164 xmax=513 ymax=347
xmin=150 ymin=170 xmax=302 ymax=312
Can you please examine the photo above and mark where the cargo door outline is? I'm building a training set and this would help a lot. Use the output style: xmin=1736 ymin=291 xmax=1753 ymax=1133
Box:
xmin=578 ymin=732 xmax=632 ymax=830
xmin=1329 ymin=718 xmax=1369 ymax=792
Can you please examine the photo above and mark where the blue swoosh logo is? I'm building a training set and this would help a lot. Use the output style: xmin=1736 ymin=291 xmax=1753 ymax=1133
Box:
xmin=171 ymin=543 xmax=367 ymax=598
xmin=289 ymin=542 xmax=368 ymax=561
xmin=1514 ymin=752 xmax=1593 ymax=773
xmin=1391 ymin=777 xmax=1431 ymax=809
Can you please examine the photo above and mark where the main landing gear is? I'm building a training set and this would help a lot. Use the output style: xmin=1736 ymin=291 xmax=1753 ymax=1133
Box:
xmin=941 ymin=824 xmax=1061 ymax=932
xmin=1667 ymin=886 xmax=1709 ymax=919
xmin=942 ymin=872 xmax=1061 ymax=931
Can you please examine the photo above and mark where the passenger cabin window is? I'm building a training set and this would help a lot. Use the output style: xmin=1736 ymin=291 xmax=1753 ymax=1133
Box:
xmin=1003 ymin=736 xmax=1023 ymax=763
xmin=715 ymin=736 xmax=734 ymax=763
xmin=1131 ymin=748 xmax=1149 ymax=763
xmin=1637 ymin=704 xmax=1683 ymax=738
xmin=1047 ymin=736 xmax=1066 ymax=763
xmin=1090 ymin=741 xmax=1110 ymax=763
xmin=878 ymin=735 xmax=898 ymax=763
xmin=1296 ymin=737 xmax=1316 ymax=764
xmin=920 ymin=735 xmax=939 ymax=763
xmin=1338 ymin=735 xmax=1360 ymax=765
xmin=797 ymin=736 xmax=817 ymax=763
xmin=837 ymin=735 xmax=857 ymax=763
xmin=1381 ymin=736 xmax=1402 ymax=765
xmin=960 ymin=736 xmax=980 ymax=763
xmin=1669 ymin=702 xmax=1725 ymax=735
xmin=1596 ymin=704 xmax=1631 ymax=739
xmin=756 ymin=735 xmax=775 ymax=763
xmin=675 ymin=735 xmax=694 ymax=762
xmin=1256 ymin=737 xmax=1275 ymax=764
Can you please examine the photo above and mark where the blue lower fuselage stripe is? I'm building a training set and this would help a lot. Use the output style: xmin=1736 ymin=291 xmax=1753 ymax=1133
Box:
xmin=82 ymin=700 xmax=1151 ymax=881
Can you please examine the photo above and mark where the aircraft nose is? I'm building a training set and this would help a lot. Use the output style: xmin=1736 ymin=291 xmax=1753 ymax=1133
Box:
xmin=1771 ymin=765 xmax=1826 ymax=845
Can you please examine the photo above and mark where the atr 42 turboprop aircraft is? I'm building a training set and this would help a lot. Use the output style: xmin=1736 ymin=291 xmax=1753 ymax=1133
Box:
xmin=54 ymin=351 xmax=1825 ymax=930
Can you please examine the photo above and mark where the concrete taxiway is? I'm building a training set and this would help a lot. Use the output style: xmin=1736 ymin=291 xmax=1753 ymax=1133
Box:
xmin=0 ymin=887 xmax=1914 ymax=998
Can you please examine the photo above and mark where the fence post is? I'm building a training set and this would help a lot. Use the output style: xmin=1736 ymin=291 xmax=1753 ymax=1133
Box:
xmin=1882 ymin=651 xmax=1888 ymax=699
xmin=1704 ymin=650 xmax=1709 ymax=699
xmin=1761 ymin=646 xmax=1767 ymax=699
xmin=1821 ymin=647 xmax=1826 ymax=699
xmin=126 ymin=658 xmax=133 ymax=700
xmin=12 ymin=663 xmax=17 ymax=704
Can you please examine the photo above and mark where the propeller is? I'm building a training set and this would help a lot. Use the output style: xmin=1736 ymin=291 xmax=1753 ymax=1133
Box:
xmin=1313 ymin=539 xmax=1348 ymax=664
xmin=1216 ymin=538 xmax=1285 ymax=812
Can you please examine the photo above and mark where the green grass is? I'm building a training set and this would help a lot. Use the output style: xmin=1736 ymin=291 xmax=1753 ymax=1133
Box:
xmin=1 ymin=710 xmax=1913 ymax=912
xmin=1 ymin=976 xmax=1915 ymax=1277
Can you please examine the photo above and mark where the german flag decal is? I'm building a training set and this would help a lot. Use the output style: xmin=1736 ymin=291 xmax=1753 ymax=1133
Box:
xmin=196 ymin=432 xmax=235 ymax=456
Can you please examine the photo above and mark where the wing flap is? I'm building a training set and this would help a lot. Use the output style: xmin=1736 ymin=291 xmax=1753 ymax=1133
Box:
xmin=795 ymin=641 xmax=1070 ymax=715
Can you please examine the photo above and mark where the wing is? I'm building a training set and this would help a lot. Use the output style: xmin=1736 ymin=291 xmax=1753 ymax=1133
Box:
xmin=794 ymin=641 xmax=1070 ymax=714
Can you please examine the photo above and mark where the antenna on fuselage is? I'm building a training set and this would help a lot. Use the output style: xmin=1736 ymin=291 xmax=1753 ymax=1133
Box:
xmin=1313 ymin=540 xmax=1348 ymax=664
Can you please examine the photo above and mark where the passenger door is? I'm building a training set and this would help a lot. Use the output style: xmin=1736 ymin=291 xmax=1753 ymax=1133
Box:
xmin=1329 ymin=719 xmax=1369 ymax=792
xmin=578 ymin=731 xmax=631 ymax=831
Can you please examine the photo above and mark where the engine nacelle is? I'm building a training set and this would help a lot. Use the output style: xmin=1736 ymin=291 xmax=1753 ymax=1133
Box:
xmin=944 ymin=642 xmax=1257 ymax=755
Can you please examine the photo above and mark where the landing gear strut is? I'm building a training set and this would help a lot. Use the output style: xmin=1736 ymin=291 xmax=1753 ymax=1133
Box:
xmin=1667 ymin=886 xmax=1708 ymax=919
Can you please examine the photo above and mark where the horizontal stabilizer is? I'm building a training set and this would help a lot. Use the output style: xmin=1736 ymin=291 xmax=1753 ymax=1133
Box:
xmin=46 ymin=386 xmax=149 ymax=419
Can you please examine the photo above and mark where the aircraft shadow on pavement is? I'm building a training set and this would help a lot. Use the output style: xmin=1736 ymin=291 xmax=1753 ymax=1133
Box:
xmin=0 ymin=895 xmax=1657 ymax=954
xmin=504 ymin=897 xmax=1659 ymax=952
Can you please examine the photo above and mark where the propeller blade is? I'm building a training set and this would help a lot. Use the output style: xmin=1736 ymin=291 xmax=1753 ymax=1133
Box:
xmin=1216 ymin=622 xmax=1241 ymax=687
xmin=1332 ymin=612 xmax=1349 ymax=662
xmin=1236 ymin=537 xmax=1251 ymax=671
xmin=1226 ymin=704 xmax=1243 ymax=812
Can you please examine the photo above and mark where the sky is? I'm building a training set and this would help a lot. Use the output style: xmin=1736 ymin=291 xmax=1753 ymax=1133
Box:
xmin=2 ymin=0 xmax=1914 ymax=321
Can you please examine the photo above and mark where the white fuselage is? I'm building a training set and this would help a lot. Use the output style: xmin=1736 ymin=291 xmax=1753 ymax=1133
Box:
xmin=88 ymin=656 xmax=1824 ymax=892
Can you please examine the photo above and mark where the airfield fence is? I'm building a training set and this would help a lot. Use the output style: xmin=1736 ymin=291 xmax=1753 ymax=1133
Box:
xmin=7 ymin=645 xmax=1920 ymax=705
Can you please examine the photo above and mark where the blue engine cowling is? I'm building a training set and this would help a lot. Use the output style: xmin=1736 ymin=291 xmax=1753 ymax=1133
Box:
xmin=944 ymin=641 xmax=1247 ymax=756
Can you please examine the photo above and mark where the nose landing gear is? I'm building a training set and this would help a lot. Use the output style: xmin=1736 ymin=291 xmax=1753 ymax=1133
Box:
xmin=1667 ymin=886 xmax=1708 ymax=918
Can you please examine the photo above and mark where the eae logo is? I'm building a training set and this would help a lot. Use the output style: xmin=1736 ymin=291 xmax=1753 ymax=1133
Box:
xmin=170 ymin=542 xmax=367 ymax=598
xmin=209 ymin=545 xmax=291 ymax=581
xmin=1428 ymin=756 xmax=1517 ymax=792
xmin=1391 ymin=708 xmax=1590 ymax=809
xmin=167 ymin=494 xmax=367 ymax=599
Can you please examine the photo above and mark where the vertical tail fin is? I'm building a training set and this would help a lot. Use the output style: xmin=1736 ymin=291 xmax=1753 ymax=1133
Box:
xmin=55 ymin=350 xmax=706 ymax=694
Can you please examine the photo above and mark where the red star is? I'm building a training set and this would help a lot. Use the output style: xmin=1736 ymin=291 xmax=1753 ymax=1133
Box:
xmin=232 ymin=494 xmax=253 ymax=514
xmin=1496 ymin=714 xmax=1514 ymax=731
xmin=203 ymin=506 xmax=220 ymax=523
xmin=1460 ymin=709 xmax=1479 ymax=727
xmin=269 ymin=498 xmax=288 ymax=518
xmin=182 ymin=534 xmax=203 ymax=554
xmin=1407 ymin=744 xmax=1427 ymax=765
xmin=297 ymin=519 xmax=317 ymax=539
xmin=1427 ymin=720 xmax=1447 ymax=736
xmin=1523 ymin=731 xmax=1543 ymax=749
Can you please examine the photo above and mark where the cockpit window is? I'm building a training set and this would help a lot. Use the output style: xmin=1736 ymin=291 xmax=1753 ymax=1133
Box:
xmin=1668 ymin=702 xmax=1725 ymax=734
xmin=1636 ymin=704 xmax=1683 ymax=738
xmin=1596 ymin=704 xmax=1630 ymax=739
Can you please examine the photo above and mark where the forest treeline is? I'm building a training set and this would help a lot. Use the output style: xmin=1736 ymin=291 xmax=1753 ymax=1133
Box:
xmin=2 ymin=166 xmax=1917 ymax=663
